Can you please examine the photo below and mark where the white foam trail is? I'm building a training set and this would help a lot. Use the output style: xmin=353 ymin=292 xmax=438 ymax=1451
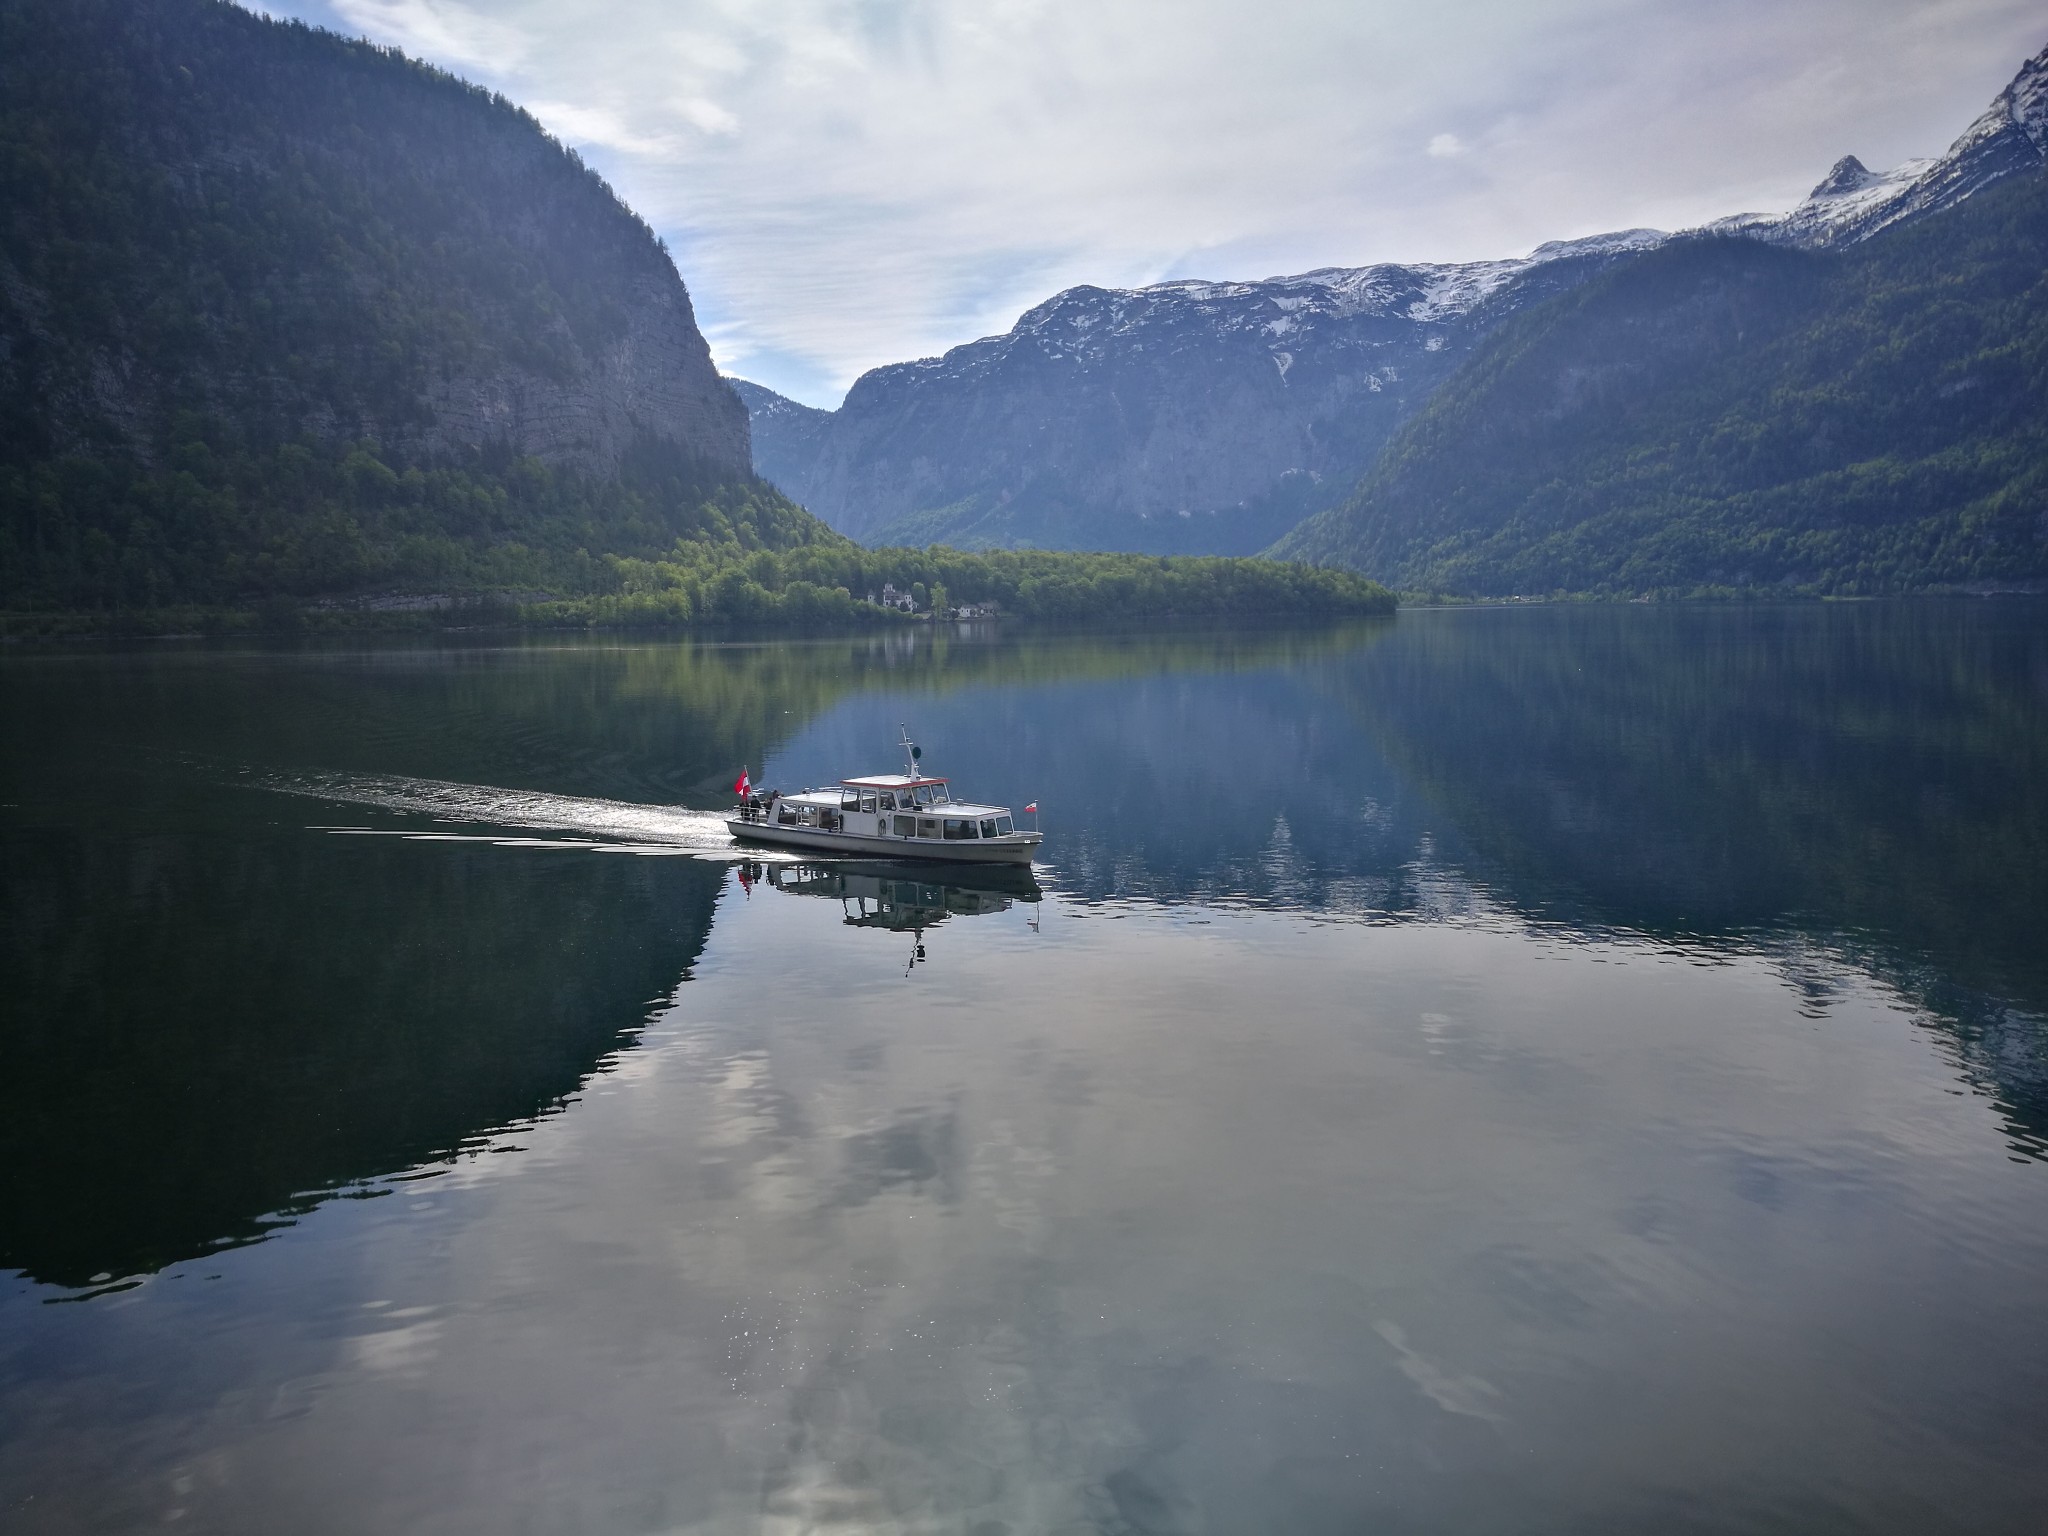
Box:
xmin=264 ymin=770 xmax=737 ymax=849
xmin=315 ymin=830 xmax=805 ymax=863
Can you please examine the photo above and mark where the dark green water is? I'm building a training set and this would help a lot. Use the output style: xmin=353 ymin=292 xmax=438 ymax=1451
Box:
xmin=3 ymin=604 xmax=2046 ymax=1533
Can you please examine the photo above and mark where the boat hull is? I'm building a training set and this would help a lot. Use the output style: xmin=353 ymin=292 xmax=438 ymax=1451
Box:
xmin=726 ymin=819 xmax=1041 ymax=865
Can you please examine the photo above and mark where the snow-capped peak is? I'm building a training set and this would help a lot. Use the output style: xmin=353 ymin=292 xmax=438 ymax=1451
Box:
xmin=1810 ymin=155 xmax=1876 ymax=197
xmin=1714 ymin=41 xmax=2047 ymax=251
xmin=2015 ymin=46 xmax=2048 ymax=149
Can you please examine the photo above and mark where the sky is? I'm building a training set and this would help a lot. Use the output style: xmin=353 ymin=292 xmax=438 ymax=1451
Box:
xmin=258 ymin=0 xmax=2045 ymax=407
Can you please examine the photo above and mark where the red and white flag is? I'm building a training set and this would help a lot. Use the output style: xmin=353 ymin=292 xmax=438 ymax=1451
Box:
xmin=1023 ymin=802 xmax=1037 ymax=814
xmin=735 ymin=769 xmax=751 ymax=798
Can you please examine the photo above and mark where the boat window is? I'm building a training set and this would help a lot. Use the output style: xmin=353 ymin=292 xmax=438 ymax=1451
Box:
xmin=980 ymin=819 xmax=998 ymax=838
xmin=777 ymin=806 xmax=799 ymax=825
xmin=929 ymin=784 xmax=949 ymax=804
xmin=996 ymin=816 xmax=1013 ymax=835
xmin=913 ymin=785 xmax=933 ymax=806
xmin=893 ymin=815 xmax=916 ymax=837
xmin=860 ymin=794 xmax=877 ymax=814
xmin=841 ymin=791 xmax=860 ymax=811
xmin=918 ymin=818 xmax=937 ymax=838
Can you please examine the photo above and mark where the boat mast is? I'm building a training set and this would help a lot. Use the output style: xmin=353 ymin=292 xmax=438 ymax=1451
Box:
xmin=899 ymin=724 xmax=926 ymax=780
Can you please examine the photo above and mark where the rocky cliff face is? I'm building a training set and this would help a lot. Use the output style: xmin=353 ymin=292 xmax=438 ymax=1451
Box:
xmin=0 ymin=0 xmax=748 ymax=482
xmin=417 ymin=268 xmax=749 ymax=478
xmin=736 ymin=232 xmax=1666 ymax=554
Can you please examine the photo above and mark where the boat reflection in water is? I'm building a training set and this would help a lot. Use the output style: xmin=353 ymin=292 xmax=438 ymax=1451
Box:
xmin=748 ymin=859 xmax=1042 ymax=968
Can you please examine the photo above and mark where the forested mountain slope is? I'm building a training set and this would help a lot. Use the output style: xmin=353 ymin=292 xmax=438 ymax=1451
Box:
xmin=0 ymin=0 xmax=806 ymax=611
xmin=1273 ymin=164 xmax=2048 ymax=596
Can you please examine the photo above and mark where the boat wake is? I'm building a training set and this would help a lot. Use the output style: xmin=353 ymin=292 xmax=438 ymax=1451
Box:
xmin=260 ymin=769 xmax=752 ymax=855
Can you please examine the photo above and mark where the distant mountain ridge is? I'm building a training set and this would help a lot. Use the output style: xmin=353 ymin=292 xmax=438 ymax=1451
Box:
xmin=740 ymin=42 xmax=2048 ymax=568
xmin=737 ymin=231 xmax=1668 ymax=555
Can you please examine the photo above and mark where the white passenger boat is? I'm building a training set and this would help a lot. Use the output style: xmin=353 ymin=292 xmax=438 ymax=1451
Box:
xmin=727 ymin=730 xmax=1042 ymax=866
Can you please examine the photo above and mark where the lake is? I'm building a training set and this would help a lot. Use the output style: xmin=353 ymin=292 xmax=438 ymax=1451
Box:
xmin=3 ymin=603 xmax=2046 ymax=1535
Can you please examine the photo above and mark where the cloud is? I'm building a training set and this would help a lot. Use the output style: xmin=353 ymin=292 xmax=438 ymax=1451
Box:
xmin=675 ymin=98 xmax=740 ymax=137
xmin=326 ymin=0 xmax=528 ymax=73
xmin=272 ymin=0 xmax=2046 ymax=405
xmin=524 ymin=99 xmax=681 ymax=156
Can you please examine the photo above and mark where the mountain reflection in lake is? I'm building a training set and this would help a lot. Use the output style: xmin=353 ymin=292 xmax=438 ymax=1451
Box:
xmin=3 ymin=606 xmax=2046 ymax=1534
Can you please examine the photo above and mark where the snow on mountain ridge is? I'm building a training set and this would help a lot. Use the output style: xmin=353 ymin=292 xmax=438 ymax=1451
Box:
xmin=1526 ymin=228 xmax=1672 ymax=261
xmin=1770 ymin=155 xmax=1935 ymax=244
xmin=811 ymin=222 xmax=1695 ymax=427
xmin=963 ymin=230 xmax=1674 ymax=369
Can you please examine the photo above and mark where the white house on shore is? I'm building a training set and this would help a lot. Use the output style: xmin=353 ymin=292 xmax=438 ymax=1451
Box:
xmin=870 ymin=583 xmax=917 ymax=612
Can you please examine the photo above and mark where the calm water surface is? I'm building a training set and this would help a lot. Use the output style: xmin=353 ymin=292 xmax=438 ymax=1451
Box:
xmin=3 ymin=604 xmax=2047 ymax=1534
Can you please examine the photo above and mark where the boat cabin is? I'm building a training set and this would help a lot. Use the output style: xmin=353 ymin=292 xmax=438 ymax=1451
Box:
xmin=762 ymin=775 xmax=1017 ymax=842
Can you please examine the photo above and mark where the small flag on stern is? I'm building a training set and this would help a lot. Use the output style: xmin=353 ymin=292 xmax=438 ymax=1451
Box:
xmin=1024 ymin=802 xmax=1037 ymax=813
xmin=735 ymin=769 xmax=751 ymax=798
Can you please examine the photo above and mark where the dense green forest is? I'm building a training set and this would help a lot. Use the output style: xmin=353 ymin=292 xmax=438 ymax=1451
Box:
xmin=0 ymin=426 xmax=831 ymax=613
xmin=526 ymin=542 xmax=1393 ymax=627
xmin=1274 ymin=165 xmax=2048 ymax=596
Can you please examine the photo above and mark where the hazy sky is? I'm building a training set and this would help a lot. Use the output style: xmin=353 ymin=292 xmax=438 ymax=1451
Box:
xmin=259 ymin=0 xmax=2044 ymax=406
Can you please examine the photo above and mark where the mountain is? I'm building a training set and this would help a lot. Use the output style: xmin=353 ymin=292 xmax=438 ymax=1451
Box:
xmin=729 ymin=376 xmax=834 ymax=490
xmin=0 ymin=0 xmax=822 ymax=612
xmin=1271 ymin=156 xmax=2048 ymax=595
xmin=1708 ymin=44 xmax=2046 ymax=250
xmin=741 ymin=43 xmax=2047 ymax=570
xmin=735 ymin=232 xmax=1669 ymax=556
